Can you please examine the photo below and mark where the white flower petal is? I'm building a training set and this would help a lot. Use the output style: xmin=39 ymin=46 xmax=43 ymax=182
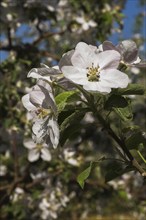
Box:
xmin=41 ymin=148 xmax=52 ymax=161
xmin=83 ymin=82 xmax=111 ymax=93
xmin=23 ymin=139 xmax=36 ymax=149
xmin=28 ymin=149 xmax=40 ymax=162
xmin=62 ymin=66 xmax=88 ymax=85
xmin=100 ymin=69 xmax=129 ymax=88
xmin=48 ymin=117 xmax=59 ymax=148
xmin=22 ymin=94 xmax=36 ymax=111
xmin=71 ymin=42 xmax=97 ymax=68
xmin=97 ymin=50 xmax=121 ymax=69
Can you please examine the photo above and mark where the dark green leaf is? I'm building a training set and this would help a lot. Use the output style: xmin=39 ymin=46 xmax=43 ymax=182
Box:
xmin=105 ymin=165 xmax=133 ymax=182
xmin=60 ymin=109 xmax=87 ymax=145
xmin=112 ymin=84 xmax=145 ymax=95
xmin=104 ymin=94 xmax=128 ymax=110
xmin=126 ymin=131 xmax=146 ymax=150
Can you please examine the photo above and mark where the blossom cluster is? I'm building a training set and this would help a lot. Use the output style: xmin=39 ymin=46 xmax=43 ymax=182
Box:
xmin=22 ymin=40 xmax=142 ymax=162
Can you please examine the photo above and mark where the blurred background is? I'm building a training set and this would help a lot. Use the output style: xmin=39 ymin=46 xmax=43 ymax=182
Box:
xmin=0 ymin=0 xmax=146 ymax=219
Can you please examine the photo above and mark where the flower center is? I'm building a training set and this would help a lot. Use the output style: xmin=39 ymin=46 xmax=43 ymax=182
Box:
xmin=87 ymin=63 xmax=100 ymax=82
xmin=36 ymin=108 xmax=51 ymax=119
xmin=36 ymin=144 xmax=43 ymax=150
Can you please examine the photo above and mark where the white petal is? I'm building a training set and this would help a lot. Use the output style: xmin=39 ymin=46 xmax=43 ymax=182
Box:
xmin=32 ymin=118 xmax=46 ymax=137
xmin=133 ymin=56 xmax=141 ymax=64
xmin=97 ymin=50 xmax=121 ymax=69
xmin=100 ymin=69 xmax=129 ymax=88
xmin=22 ymin=94 xmax=36 ymax=111
xmin=29 ymin=90 xmax=45 ymax=107
xmin=48 ymin=117 xmax=59 ymax=148
xmin=28 ymin=149 xmax=40 ymax=162
xmin=83 ymin=82 xmax=111 ymax=93
xmin=23 ymin=139 xmax=36 ymax=149
xmin=41 ymin=148 xmax=52 ymax=161
xmin=62 ymin=66 xmax=88 ymax=85
xmin=71 ymin=42 xmax=97 ymax=68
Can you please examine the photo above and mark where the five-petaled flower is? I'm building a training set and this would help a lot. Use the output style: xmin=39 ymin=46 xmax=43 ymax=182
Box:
xmin=60 ymin=42 xmax=129 ymax=93
xmin=24 ymin=139 xmax=52 ymax=162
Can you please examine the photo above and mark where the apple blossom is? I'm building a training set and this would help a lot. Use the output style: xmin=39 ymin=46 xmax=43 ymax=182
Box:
xmin=22 ymin=79 xmax=59 ymax=148
xmin=24 ymin=139 xmax=52 ymax=162
xmin=60 ymin=42 xmax=129 ymax=93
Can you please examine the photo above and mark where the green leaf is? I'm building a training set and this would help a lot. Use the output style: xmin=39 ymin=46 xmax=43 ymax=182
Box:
xmin=112 ymin=84 xmax=145 ymax=95
xmin=126 ymin=131 xmax=146 ymax=150
xmin=105 ymin=166 xmax=134 ymax=182
xmin=55 ymin=90 xmax=79 ymax=113
xmin=104 ymin=162 xmax=133 ymax=182
xmin=60 ymin=109 xmax=87 ymax=146
xmin=77 ymin=162 xmax=93 ymax=189
xmin=104 ymin=94 xmax=128 ymax=110
xmin=113 ymin=105 xmax=133 ymax=121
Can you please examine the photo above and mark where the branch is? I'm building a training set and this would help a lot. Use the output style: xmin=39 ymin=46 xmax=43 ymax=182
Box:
xmin=32 ymin=30 xmax=65 ymax=46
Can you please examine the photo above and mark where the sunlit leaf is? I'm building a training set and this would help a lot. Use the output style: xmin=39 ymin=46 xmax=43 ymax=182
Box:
xmin=77 ymin=162 xmax=93 ymax=189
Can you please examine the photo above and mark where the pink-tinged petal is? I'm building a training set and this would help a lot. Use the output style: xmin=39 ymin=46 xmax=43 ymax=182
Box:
xmin=117 ymin=40 xmax=138 ymax=63
xmin=59 ymin=50 xmax=74 ymax=69
xmin=97 ymin=50 xmax=121 ymax=69
xmin=100 ymin=69 xmax=129 ymax=88
xmin=62 ymin=66 xmax=88 ymax=85
xmin=23 ymin=139 xmax=36 ymax=149
xmin=22 ymin=94 xmax=36 ymax=111
xmin=102 ymin=41 xmax=118 ymax=52
xmin=83 ymin=82 xmax=111 ymax=93
xmin=28 ymin=149 xmax=40 ymax=162
xmin=29 ymin=90 xmax=45 ymax=107
xmin=71 ymin=42 xmax=97 ymax=68
xmin=41 ymin=148 xmax=52 ymax=161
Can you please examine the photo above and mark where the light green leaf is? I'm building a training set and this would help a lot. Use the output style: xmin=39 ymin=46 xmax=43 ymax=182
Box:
xmin=113 ymin=105 xmax=133 ymax=121
xmin=77 ymin=162 xmax=93 ymax=189
xmin=55 ymin=90 xmax=79 ymax=113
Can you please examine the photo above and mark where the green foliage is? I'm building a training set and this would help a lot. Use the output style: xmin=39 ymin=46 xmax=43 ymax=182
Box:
xmin=55 ymin=90 xmax=80 ymax=113
xmin=126 ymin=131 xmax=146 ymax=150
xmin=112 ymin=83 xmax=146 ymax=95
xmin=77 ymin=162 xmax=93 ymax=189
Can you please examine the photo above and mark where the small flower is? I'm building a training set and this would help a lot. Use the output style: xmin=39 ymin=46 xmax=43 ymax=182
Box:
xmin=24 ymin=139 xmax=52 ymax=162
xmin=10 ymin=187 xmax=24 ymax=202
xmin=22 ymin=79 xmax=59 ymax=148
xmin=63 ymin=148 xmax=79 ymax=166
xmin=60 ymin=42 xmax=129 ymax=93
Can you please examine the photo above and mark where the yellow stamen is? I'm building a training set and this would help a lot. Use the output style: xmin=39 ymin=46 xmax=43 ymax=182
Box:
xmin=87 ymin=63 xmax=100 ymax=82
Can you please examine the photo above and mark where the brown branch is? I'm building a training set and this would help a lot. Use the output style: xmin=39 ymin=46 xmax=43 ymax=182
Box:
xmin=32 ymin=30 xmax=65 ymax=46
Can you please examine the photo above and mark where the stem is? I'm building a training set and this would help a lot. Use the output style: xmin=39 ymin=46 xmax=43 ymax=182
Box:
xmin=88 ymin=95 xmax=146 ymax=176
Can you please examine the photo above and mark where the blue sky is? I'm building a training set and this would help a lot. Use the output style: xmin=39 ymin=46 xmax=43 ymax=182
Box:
xmin=0 ymin=0 xmax=145 ymax=61
xmin=109 ymin=0 xmax=145 ymax=43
